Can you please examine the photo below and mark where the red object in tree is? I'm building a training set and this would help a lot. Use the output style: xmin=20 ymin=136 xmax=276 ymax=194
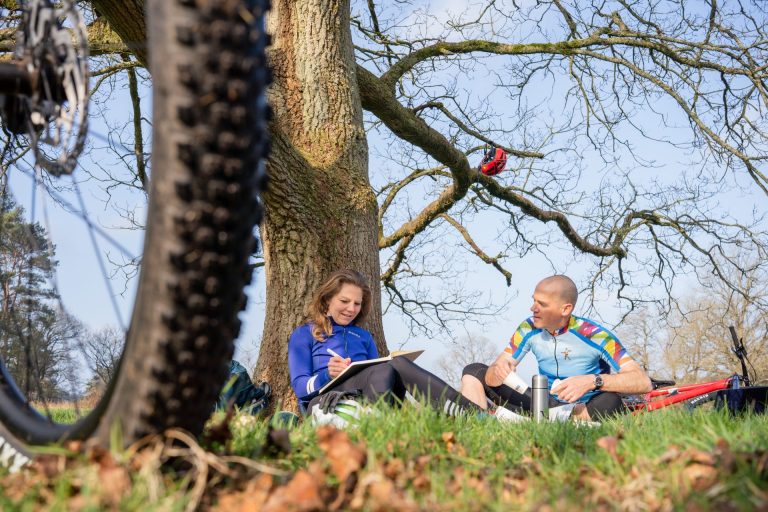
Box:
xmin=479 ymin=147 xmax=507 ymax=176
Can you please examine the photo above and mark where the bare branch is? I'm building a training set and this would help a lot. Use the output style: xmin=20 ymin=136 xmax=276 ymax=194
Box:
xmin=439 ymin=213 xmax=512 ymax=286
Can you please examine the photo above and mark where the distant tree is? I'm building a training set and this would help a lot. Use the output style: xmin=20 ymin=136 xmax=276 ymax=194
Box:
xmin=0 ymin=197 xmax=80 ymax=401
xmin=663 ymin=270 xmax=768 ymax=385
xmin=436 ymin=333 xmax=498 ymax=389
xmin=81 ymin=325 xmax=125 ymax=386
xmin=619 ymin=266 xmax=768 ymax=385
xmin=616 ymin=306 xmax=662 ymax=375
xmin=0 ymin=196 xmax=55 ymax=310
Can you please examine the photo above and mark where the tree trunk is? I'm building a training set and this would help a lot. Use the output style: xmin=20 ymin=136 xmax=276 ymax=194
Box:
xmin=255 ymin=0 xmax=384 ymax=411
xmin=84 ymin=0 xmax=383 ymax=411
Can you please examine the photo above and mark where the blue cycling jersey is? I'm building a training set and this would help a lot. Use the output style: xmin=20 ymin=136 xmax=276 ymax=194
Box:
xmin=288 ymin=319 xmax=378 ymax=408
xmin=506 ymin=315 xmax=635 ymax=403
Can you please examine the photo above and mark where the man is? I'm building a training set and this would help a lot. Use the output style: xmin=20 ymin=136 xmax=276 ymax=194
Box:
xmin=461 ymin=275 xmax=652 ymax=421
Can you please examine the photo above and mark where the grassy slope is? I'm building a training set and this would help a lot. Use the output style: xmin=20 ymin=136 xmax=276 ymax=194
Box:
xmin=2 ymin=404 xmax=767 ymax=510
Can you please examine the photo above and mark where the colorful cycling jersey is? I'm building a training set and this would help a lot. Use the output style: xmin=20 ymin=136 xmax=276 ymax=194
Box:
xmin=288 ymin=319 xmax=378 ymax=409
xmin=506 ymin=315 xmax=634 ymax=403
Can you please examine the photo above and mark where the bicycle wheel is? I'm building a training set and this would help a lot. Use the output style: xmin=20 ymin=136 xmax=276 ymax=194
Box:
xmin=0 ymin=0 xmax=270 ymax=468
xmin=684 ymin=391 xmax=718 ymax=411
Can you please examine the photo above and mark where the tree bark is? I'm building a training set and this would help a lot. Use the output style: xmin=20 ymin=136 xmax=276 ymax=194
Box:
xmin=255 ymin=0 xmax=384 ymax=411
xmin=89 ymin=0 xmax=147 ymax=65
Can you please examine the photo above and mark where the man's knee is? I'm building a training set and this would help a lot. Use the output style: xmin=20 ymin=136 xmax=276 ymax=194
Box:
xmin=460 ymin=373 xmax=483 ymax=392
xmin=462 ymin=362 xmax=489 ymax=382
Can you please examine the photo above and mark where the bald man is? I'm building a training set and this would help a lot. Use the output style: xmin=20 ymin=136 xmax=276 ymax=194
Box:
xmin=461 ymin=275 xmax=652 ymax=421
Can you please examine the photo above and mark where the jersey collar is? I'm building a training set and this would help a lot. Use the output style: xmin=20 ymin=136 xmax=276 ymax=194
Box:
xmin=550 ymin=316 xmax=574 ymax=336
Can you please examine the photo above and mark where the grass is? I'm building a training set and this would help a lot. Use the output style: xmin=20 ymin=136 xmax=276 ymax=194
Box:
xmin=31 ymin=397 xmax=99 ymax=424
xmin=2 ymin=402 xmax=768 ymax=510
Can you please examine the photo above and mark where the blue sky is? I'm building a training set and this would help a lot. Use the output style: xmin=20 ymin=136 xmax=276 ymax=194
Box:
xmin=5 ymin=0 xmax=767 ymax=387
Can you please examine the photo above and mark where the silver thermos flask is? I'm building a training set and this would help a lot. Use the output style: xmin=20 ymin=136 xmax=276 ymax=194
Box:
xmin=531 ymin=375 xmax=549 ymax=422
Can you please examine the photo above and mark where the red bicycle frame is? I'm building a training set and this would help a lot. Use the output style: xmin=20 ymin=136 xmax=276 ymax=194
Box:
xmin=627 ymin=326 xmax=753 ymax=413
xmin=628 ymin=376 xmax=735 ymax=412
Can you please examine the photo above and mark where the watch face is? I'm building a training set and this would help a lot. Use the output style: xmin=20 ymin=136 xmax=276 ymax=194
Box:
xmin=594 ymin=375 xmax=604 ymax=388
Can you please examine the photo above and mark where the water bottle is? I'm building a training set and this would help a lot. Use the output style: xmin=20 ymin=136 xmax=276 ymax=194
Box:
xmin=502 ymin=368 xmax=529 ymax=394
xmin=531 ymin=375 xmax=549 ymax=422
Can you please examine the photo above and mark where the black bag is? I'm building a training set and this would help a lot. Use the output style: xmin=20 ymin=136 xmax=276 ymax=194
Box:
xmin=216 ymin=360 xmax=271 ymax=414
xmin=715 ymin=386 xmax=768 ymax=414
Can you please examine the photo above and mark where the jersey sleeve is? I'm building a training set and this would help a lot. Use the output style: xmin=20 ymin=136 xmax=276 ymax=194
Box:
xmin=287 ymin=325 xmax=331 ymax=401
xmin=505 ymin=318 xmax=536 ymax=362
xmin=595 ymin=329 xmax=634 ymax=371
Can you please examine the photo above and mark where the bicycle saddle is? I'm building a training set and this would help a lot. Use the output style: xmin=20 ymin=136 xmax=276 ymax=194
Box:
xmin=650 ymin=378 xmax=676 ymax=389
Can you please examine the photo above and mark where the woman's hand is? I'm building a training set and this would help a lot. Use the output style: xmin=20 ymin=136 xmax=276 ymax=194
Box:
xmin=327 ymin=356 xmax=351 ymax=378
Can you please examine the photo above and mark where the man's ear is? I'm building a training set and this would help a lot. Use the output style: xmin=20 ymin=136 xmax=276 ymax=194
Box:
xmin=561 ymin=303 xmax=574 ymax=317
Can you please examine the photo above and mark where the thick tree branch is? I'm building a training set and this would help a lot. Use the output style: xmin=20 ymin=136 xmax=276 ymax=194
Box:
xmin=376 ymin=166 xmax=449 ymax=238
xmin=357 ymin=65 xmax=475 ymax=248
xmin=478 ymin=175 xmax=628 ymax=258
xmin=380 ymin=233 xmax=414 ymax=286
xmin=379 ymin=30 xmax=765 ymax=91
xmin=0 ymin=16 xmax=132 ymax=55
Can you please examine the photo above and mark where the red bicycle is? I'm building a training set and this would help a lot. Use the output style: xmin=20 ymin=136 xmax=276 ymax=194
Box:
xmin=626 ymin=326 xmax=766 ymax=414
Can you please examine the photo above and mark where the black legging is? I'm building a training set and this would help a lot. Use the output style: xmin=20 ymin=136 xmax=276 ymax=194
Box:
xmin=462 ymin=362 xmax=625 ymax=419
xmin=308 ymin=358 xmax=479 ymax=416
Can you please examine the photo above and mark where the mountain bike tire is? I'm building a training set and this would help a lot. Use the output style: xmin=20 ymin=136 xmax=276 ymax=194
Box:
xmin=0 ymin=0 xmax=270 ymax=468
xmin=684 ymin=391 xmax=717 ymax=411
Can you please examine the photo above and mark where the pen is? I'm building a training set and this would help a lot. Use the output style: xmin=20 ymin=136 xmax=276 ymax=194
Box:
xmin=327 ymin=348 xmax=343 ymax=359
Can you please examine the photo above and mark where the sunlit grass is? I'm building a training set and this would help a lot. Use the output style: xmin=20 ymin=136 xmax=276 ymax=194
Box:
xmin=2 ymin=401 xmax=767 ymax=510
xmin=31 ymin=400 xmax=96 ymax=424
xmin=220 ymin=401 xmax=768 ymax=509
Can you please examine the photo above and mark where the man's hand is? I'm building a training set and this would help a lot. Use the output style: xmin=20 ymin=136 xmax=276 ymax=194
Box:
xmin=327 ymin=356 xmax=351 ymax=378
xmin=550 ymin=375 xmax=595 ymax=403
xmin=485 ymin=354 xmax=516 ymax=387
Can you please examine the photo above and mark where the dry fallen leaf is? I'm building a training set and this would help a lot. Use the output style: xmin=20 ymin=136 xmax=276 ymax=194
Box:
xmin=260 ymin=426 xmax=293 ymax=458
xmin=756 ymin=451 xmax=768 ymax=477
xmin=99 ymin=465 xmax=131 ymax=506
xmin=585 ymin=475 xmax=613 ymax=498
xmin=658 ymin=445 xmax=683 ymax=464
xmin=213 ymin=473 xmax=273 ymax=512
xmin=714 ymin=438 xmax=736 ymax=473
xmin=687 ymin=448 xmax=716 ymax=466
xmin=201 ymin=407 xmax=235 ymax=450
xmin=596 ymin=435 xmax=622 ymax=463
xmin=383 ymin=458 xmax=405 ymax=480
xmin=316 ymin=426 xmax=366 ymax=483
xmin=412 ymin=473 xmax=431 ymax=492
xmin=680 ymin=463 xmax=719 ymax=492
xmin=262 ymin=469 xmax=324 ymax=512
xmin=348 ymin=471 xmax=419 ymax=512
xmin=31 ymin=454 xmax=67 ymax=479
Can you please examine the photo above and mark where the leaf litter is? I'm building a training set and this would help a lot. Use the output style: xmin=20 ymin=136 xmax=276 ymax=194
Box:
xmin=1 ymin=416 xmax=767 ymax=510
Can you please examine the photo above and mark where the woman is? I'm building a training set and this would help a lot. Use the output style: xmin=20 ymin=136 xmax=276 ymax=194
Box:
xmin=288 ymin=269 xmax=479 ymax=416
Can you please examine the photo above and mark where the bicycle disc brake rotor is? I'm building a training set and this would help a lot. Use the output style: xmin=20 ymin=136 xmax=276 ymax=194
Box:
xmin=16 ymin=0 xmax=88 ymax=176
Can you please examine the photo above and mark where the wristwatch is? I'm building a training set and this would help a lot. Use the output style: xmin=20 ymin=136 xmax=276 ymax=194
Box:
xmin=593 ymin=374 xmax=604 ymax=390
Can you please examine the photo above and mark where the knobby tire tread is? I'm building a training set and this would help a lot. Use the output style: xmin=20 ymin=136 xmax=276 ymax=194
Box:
xmin=0 ymin=0 xmax=270 ymax=463
xmin=98 ymin=0 xmax=271 ymax=443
